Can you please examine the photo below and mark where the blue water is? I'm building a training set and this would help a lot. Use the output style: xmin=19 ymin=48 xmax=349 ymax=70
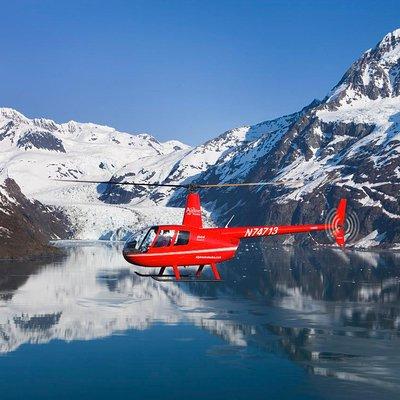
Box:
xmin=0 ymin=325 xmax=318 ymax=400
xmin=0 ymin=243 xmax=399 ymax=399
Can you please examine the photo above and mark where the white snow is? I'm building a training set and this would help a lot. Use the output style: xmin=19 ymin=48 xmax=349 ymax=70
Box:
xmin=355 ymin=230 xmax=387 ymax=248
xmin=317 ymin=97 xmax=400 ymax=126
xmin=0 ymin=108 xmax=197 ymax=238
xmin=0 ymin=107 xmax=259 ymax=239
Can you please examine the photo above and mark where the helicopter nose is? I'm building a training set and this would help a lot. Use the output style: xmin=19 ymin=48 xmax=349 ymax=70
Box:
xmin=122 ymin=250 xmax=130 ymax=263
xmin=123 ymin=248 xmax=140 ymax=264
xmin=123 ymin=237 xmax=140 ymax=263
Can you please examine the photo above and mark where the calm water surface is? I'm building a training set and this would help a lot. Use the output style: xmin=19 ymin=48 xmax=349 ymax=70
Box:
xmin=0 ymin=242 xmax=400 ymax=399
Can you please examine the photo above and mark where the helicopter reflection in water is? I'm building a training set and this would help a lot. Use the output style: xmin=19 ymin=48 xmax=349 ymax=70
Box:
xmin=0 ymin=242 xmax=400 ymax=397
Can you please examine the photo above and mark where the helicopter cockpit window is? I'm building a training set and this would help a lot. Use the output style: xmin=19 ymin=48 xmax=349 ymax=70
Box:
xmin=153 ymin=230 xmax=175 ymax=248
xmin=123 ymin=229 xmax=147 ymax=254
xmin=139 ymin=227 xmax=157 ymax=252
xmin=174 ymin=230 xmax=190 ymax=246
xmin=123 ymin=227 xmax=159 ymax=254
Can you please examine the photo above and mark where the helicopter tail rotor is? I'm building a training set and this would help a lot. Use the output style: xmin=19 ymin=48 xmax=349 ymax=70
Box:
xmin=323 ymin=198 xmax=359 ymax=247
xmin=332 ymin=198 xmax=347 ymax=247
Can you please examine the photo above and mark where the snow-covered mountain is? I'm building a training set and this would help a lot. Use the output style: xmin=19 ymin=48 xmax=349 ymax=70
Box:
xmin=101 ymin=103 xmax=313 ymax=205
xmin=100 ymin=31 xmax=400 ymax=249
xmin=0 ymin=108 xmax=192 ymax=241
xmin=0 ymin=104 xmax=306 ymax=241
xmin=1 ymin=29 xmax=400 ymax=249
xmin=186 ymin=29 xmax=400 ymax=248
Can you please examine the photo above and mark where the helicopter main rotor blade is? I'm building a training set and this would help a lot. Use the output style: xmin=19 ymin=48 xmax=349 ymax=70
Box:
xmin=54 ymin=178 xmax=302 ymax=189
xmin=53 ymin=179 xmax=190 ymax=189
xmin=197 ymin=182 xmax=282 ymax=188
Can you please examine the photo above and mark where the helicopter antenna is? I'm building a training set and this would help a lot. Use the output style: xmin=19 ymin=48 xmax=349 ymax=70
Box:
xmin=225 ymin=215 xmax=235 ymax=228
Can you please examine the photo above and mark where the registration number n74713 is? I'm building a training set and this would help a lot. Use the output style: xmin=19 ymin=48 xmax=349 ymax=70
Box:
xmin=244 ymin=226 xmax=278 ymax=237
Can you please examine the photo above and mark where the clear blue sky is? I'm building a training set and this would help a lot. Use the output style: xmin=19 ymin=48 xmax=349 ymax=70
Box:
xmin=1 ymin=0 xmax=399 ymax=145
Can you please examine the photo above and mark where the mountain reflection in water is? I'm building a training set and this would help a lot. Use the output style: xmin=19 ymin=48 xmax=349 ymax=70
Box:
xmin=0 ymin=242 xmax=399 ymax=399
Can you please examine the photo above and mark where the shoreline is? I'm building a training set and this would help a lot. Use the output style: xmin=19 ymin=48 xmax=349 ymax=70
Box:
xmin=1 ymin=241 xmax=398 ymax=264
xmin=0 ymin=247 xmax=67 ymax=263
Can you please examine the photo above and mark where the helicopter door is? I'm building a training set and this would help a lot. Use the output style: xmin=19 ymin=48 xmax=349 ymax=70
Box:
xmin=153 ymin=230 xmax=176 ymax=247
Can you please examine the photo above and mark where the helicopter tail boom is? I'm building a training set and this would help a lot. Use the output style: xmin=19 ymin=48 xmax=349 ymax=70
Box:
xmin=220 ymin=198 xmax=347 ymax=247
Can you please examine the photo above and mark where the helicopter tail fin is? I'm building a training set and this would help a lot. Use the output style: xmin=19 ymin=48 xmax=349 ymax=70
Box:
xmin=182 ymin=192 xmax=203 ymax=228
xmin=333 ymin=198 xmax=347 ymax=247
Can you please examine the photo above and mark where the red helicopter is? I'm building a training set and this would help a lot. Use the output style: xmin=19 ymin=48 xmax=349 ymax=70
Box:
xmin=60 ymin=179 xmax=348 ymax=282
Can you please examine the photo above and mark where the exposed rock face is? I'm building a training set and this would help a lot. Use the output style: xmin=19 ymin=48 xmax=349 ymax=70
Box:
xmin=100 ymin=101 xmax=316 ymax=205
xmin=0 ymin=178 xmax=72 ymax=259
xmin=16 ymin=131 xmax=66 ymax=152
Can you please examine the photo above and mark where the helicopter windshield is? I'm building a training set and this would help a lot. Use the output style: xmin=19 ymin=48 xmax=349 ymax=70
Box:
xmin=139 ymin=227 xmax=157 ymax=252
xmin=123 ymin=227 xmax=158 ymax=254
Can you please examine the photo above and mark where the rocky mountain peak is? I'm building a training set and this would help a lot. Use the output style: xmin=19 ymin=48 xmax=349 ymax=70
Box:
xmin=0 ymin=108 xmax=188 ymax=156
xmin=0 ymin=108 xmax=29 ymax=124
xmin=379 ymin=28 xmax=400 ymax=53
xmin=325 ymin=28 xmax=400 ymax=107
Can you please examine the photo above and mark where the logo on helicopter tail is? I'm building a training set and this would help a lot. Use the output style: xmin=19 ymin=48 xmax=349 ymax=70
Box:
xmin=186 ymin=207 xmax=201 ymax=216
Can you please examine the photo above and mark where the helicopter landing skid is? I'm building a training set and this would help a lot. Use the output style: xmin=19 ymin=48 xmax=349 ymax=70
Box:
xmin=151 ymin=275 xmax=222 ymax=283
xmin=134 ymin=271 xmax=190 ymax=278
xmin=134 ymin=264 xmax=222 ymax=283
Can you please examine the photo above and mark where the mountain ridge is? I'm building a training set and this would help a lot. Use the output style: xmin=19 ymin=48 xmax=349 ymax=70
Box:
xmin=1 ymin=28 xmax=400 ymax=249
xmin=190 ymin=28 xmax=400 ymax=248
